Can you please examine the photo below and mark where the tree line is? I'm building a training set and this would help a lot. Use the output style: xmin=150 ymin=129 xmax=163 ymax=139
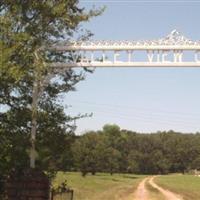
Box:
xmin=72 ymin=124 xmax=200 ymax=176
xmin=2 ymin=122 xmax=200 ymax=180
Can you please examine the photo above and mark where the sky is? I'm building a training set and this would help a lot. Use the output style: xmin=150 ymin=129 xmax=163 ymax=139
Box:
xmin=63 ymin=0 xmax=200 ymax=134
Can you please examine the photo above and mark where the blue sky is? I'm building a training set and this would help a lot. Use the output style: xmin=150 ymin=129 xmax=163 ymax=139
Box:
xmin=64 ymin=0 xmax=200 ymax=134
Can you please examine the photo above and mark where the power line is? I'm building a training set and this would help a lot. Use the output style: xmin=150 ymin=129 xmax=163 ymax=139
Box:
xmin=66 ymin=104 xmax=199 ymax=129
xmin=65 ymin=99 xmax=200 ymax=131
xmin=77 ymin=110 xmax=200 ymax=130
xmin=66 ymin=99 xmax=200 ymax=119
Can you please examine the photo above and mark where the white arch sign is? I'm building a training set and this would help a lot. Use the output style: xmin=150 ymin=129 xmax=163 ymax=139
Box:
xmin=49 ymin=30 xmax=200 ymax=68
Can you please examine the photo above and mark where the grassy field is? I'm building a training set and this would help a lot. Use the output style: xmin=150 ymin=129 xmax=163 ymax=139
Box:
xmin=155 ymin=174 xmax=200 ymax=200
xmin=53 ymin=173 xmax=200 ymax=200
xmin=53 ymin=172 xmax=146 ymax=200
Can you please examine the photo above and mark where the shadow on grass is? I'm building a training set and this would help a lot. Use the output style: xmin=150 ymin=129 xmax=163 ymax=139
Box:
xmin=122 ymin=175 xmax=140 ymax=179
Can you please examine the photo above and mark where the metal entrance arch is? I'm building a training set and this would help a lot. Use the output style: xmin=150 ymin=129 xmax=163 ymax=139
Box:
xmin=48 ymin=30 xmax=200 ymax=68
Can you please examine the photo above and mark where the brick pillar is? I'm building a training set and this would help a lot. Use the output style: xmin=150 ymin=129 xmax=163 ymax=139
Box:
xmin=6 ymin=169 xmax=50 ymax=200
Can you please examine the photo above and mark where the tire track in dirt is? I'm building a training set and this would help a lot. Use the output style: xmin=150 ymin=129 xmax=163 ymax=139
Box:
xmin=149 ymin=176 xmax=183 ymax=200
xmin=133 ymin=177 xmax=149 ymax=200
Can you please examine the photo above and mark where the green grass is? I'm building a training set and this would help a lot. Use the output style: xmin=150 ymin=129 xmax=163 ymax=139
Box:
xmin=53 ymin=172 xmax=146 ymax=200
xmin=53 ymin=173 xmax=200 ymax=200
xmin=155 ymin=174 xmax=200 ymax=200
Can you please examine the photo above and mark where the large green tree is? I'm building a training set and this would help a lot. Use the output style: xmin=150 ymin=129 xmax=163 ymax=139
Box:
xmin=0 ymin=0 xmax=103 ymax=196
xmin=72 ymin=132 xmax=100 ymax=176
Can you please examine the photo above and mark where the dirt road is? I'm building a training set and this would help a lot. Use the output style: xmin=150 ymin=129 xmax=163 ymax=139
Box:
xmin=133 ymin=176 xmax=183 ymax=200
xmin=149 ymin=176 xmax=183 ymax=200
xmin=133 ymin=177 xmax=149 ymax=200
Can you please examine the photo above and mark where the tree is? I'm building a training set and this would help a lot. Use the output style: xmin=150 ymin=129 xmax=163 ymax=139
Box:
xmin=72 ymin=132 xmax=100 ymax=176
xmin=100 ymin=124 xmax=123 ymax=174
xmin=104 ymin=147 xmax=121 ymax=175
xmin=102 ymin=124 xmax=122 ymax=149
xmin=192 ymin=157 xmax=200 ymax=170
xmin=0 ymin=1 xmax=104 ymax=195
xmin=127 ymin=150 xmax=140 ymax=173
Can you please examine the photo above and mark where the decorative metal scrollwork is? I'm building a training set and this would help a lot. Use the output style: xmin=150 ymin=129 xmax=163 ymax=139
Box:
xmin=62 ymin=30 xmax=200 ymax=47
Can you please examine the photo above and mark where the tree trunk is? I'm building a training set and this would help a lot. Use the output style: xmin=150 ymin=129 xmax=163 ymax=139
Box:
xmin=30 ymin=80 xmax=38 ymax=169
